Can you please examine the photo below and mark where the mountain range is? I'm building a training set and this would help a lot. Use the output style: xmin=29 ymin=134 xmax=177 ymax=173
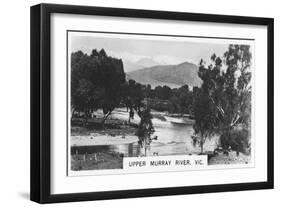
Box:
xmin=126 ymin=61 xmax=202 ymax=89
xmin=124 ymin=58 xmax=163 ymax=72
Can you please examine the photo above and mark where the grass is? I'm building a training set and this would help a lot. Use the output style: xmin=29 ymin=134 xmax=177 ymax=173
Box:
xmin=71 ymin=125 xmax=137 ymax=137
xmin=208 ymin=151 xmax=250 ymax=165
xmin=71 ymin=117 xmax=138 ymax=136
xmin=71 ymin=152 xmax=123 ymax=171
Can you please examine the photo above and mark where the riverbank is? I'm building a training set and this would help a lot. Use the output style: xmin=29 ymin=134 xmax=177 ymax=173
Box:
xmin=71 ymin=150 xmax=250 ymax=171
xmin=71 ymin=125 xmax=138 ymax=146
xmin=71 ymin=152 xmax=123 ymax=170
xmin=71 ymin=134 xmax=138 ymax=146
xmin=208 ymin=151 xmax=250 ymax=165
xmin=71 ymin=112 xmax=140 ymax=146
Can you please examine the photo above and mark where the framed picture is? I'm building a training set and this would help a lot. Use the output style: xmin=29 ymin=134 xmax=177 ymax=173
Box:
xmin=30 ymin=3 xmax=274 ymax=203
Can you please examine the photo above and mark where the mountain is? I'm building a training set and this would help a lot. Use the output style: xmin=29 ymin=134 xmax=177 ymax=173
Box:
xmin=135 ymin=58 xmax=162 ymax=68
xmin=123 ymin=61 xmax=142 ymax=72
xmin=124 ymin=58 xmax=162 ymax=72
xmin=126 ymin=61 xmax=202 ymax=89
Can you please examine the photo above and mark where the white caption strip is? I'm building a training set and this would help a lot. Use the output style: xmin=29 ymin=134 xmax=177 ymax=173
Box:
xmin=123 ymin=155 xmax=208 ymax=173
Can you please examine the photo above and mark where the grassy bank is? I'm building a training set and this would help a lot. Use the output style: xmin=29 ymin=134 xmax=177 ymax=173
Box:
xmin=71 ymin=152 xmax=123 ymax=171
xmin=208 ymin=151 xmax=250 ymax=165
xmin=71 ymin=117 xmax=139 ymax=146
xmin=71 ymin=125 xmax=136 ymax=136
xmin=71 ymin=116 xmax=138 ymax=136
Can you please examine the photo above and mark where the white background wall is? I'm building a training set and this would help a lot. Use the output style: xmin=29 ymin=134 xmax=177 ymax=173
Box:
xmin=0 ymin=0 xmax=279 ymax=206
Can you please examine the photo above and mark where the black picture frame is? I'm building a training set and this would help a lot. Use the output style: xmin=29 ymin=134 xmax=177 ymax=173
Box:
xmin=30 ymin=3 xmax=274 ymax=204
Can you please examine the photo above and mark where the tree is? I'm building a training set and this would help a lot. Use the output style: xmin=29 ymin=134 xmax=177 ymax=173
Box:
xmin=136 ymin=108 xmax=156 ymax=156
xmin=71 ymin=51 xmax=103 ymax=119
xmin=169 ymin=95 xmax=181 ymax=113
xmin=71 ymin=49 xmax=126 ymax=125
xmin=177 ymin=85 xmax=193 ymax=114
xmin=196 ymin=44 xmax=252 ymax=152
xmin=72 ymin=79 xmax=104 ymax=119
xmin=97 ymin=49 xmax=126 ymax=124
xmin=122 ymin=79 xmax=145 ymax=122
xmin=154 ymin=85 xmax=172 ymax=100
xmin=143 ymin=84 xmax=152 ymax=98
xmin=192 ymin=89 xmax=217 ymax=153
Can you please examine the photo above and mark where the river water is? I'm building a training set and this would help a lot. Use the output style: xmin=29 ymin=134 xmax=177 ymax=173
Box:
xmin=72 ymin=109 xmax=218 ymax=157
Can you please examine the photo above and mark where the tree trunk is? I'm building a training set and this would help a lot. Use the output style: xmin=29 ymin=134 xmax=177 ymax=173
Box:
xmin=71 ymin=109 xmax=75 ymax=122
xmin=144 ymin=139 xmax=147 ymax=157
xmin=200 ymin=138 xmax=204 ymax=154
xmin=137 ymin=109 xmax=142 ymax=119
xmin=128 ymin=109 xmax=131 ymax=123
xmin=101 ymin=111 xmax=112 ymax=126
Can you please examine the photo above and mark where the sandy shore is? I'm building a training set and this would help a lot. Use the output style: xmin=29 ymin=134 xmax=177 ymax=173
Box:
xmin=71 ymin=114 xmax=139 ymax=146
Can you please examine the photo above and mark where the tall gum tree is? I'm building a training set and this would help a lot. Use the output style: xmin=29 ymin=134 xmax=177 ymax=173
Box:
xmin=194 ymin=44 xmax=252 ymax=152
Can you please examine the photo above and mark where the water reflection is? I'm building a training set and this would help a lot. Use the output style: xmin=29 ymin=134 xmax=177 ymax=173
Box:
xmin=71 ymin=113 xmax=218 ymax=157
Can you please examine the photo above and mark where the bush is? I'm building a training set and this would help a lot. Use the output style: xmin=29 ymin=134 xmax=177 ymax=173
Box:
xmin=220 ymin=128 xmax=250 ymax=154
xmin=148 ymin=99 xmax=172 ymax=112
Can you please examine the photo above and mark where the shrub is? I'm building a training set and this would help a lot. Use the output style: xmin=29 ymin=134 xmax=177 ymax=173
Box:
xmin=220 ymin=128 xmax=250 ymax=154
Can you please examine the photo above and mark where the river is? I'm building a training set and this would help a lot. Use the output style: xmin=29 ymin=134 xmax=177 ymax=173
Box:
xmin=71 ymin=109 xmax=218 ymax=157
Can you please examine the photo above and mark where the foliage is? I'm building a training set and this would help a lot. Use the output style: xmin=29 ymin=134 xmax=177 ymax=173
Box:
xmin=142 ymin=84 xmax=193 ymax=114
xmin=192 ymin=89 xmax=217 ymax=153
xmin=136 ymin=108 xmax=156 ymax=156
xmin=194 ymin=44 xmax=252 ymax=152
xmin=154 ymin=85 xmax=172 ymax=100
xmin=220 ymin=128 xmax=250 ymax=154
xmin=123 ymin=79 xmax=145 ymax=113
xmin=71 ymin=45 xmax=252 ymax=155
xmin=71 ymin=49 xmax=126 ymax=123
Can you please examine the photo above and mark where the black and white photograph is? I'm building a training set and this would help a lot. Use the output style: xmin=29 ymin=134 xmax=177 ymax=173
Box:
xmin=28 ymin=2 xmax=274 ymax=203
xmin=69 ymin=31 xmax=253 ymax=174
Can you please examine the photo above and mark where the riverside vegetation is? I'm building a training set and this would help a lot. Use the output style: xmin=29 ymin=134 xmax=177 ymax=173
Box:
xmin=71 ymin=45 xmax=252 ymax=170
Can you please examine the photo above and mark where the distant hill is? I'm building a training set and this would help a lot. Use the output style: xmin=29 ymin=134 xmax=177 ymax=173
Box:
xmin=126 ymin=61 xmax=202 ymax=88
xmin=124 ymin=58 xmax=162 ymax=72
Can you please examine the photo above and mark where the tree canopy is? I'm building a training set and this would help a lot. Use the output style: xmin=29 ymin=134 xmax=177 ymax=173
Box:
xmin=193 ymin=44 xmax=252 ymax=152
xmin=71 ymin=45 xmax=252 ymax=154
xmin=71 ymin=49 xmax=126 ymax=122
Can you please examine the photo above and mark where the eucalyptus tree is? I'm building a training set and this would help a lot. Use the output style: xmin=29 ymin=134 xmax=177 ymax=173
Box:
xmin=136 ymin=108 xmax=156 ymax=156
xmin=193 ymin=44 xmax=252 ymax=152
xmin=71 ymin=49 xmax=126 ymax=125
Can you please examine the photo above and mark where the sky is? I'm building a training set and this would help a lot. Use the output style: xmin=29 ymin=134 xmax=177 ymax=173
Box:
xmin=70 ymin=33 xmax=231 ymax=72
